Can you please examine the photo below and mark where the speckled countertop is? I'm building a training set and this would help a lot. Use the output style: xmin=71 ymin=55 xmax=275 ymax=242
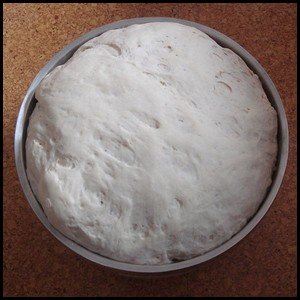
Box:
xmin=3 ymin=3 xmax=296 ymax=297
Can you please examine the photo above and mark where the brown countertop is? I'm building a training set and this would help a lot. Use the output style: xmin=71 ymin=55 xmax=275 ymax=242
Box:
xmin=3 ymin=3 xmax=296 ymax=297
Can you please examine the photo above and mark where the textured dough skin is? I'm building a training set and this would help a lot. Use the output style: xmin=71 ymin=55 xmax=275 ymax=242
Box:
xmin=26 ymin=22 xmax=278 ymax=265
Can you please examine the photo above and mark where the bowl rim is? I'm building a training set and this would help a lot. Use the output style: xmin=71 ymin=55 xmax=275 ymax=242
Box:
xmin=14 ymin=17 xmax=289 ymax=275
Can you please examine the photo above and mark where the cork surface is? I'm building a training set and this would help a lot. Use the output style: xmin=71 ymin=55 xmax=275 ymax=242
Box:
xmin=3 ymin=3 xmax=296 ymax=297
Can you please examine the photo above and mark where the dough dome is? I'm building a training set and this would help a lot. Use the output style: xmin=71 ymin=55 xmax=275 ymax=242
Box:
xmin=26 ymin=22 xmax=278 ymax=265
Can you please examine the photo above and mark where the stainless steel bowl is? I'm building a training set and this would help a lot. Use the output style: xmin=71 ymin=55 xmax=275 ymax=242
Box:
xmin=14 ymin=17 xmax=289 ymax=276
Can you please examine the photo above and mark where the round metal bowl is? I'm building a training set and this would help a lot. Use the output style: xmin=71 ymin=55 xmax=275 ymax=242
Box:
xmin=15 ymin=17 xmax=289 ymax=276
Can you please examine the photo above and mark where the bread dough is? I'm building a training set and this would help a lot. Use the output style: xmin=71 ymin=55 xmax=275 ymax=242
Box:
xmin=26 ymin=22 xmax=278 ymax=265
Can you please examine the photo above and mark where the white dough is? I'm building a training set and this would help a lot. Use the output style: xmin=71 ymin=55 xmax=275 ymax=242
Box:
xmin=26 ymin=22 xmax=278 ymax=265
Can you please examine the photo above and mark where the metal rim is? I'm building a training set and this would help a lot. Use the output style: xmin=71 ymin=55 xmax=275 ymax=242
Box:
xmin=14 ymin=17 xmax=289 ymax=274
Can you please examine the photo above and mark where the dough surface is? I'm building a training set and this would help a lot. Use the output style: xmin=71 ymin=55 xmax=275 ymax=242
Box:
xmin=26 ymin=22 xmax=278 ymax=265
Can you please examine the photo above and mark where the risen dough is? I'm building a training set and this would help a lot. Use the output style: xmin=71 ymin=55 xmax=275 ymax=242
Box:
xmin=26 ymin=22 xmax=278 ymax=265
